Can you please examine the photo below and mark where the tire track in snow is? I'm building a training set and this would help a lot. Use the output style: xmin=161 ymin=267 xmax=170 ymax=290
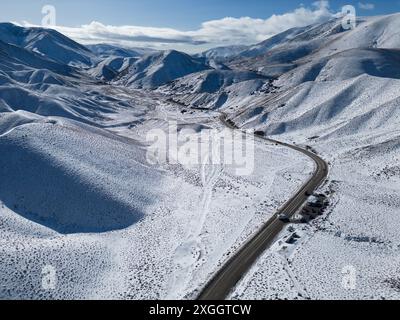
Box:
xmin=167 ymin=143 xmax=223 ymax=299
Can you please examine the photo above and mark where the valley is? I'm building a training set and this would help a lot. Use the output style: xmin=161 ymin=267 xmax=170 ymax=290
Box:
xmin=0 ymin=13 xmax=399 ymax=300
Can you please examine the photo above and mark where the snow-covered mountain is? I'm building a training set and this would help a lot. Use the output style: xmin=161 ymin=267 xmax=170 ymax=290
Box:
xmin=237 ymin=26 xmax=313 ymax=59
xmin=213 ymin=14 xmax=400 ymax=300
xmin=195 ymin=45 xmax=249 ymax=61
xmin=87 ymin=43 xmax=156 ymax=59
xmin=89 ymin=56 xmax=138 ymax=81
xmin=117 ymin=50 xmax=211 ymax=88
xmin=228 ymin=14 xmax=400 ymax=77
xmin=0 ymin=23 xmax=95 ymax=67
xmin=224 ymin=14 xmax=400 ymax=136
xmin=0 ymin=25 xmax=132 ymax=123
xmin=86 ymin=44 xmax=159 ymax=81
xmin=160 ymin=69 xmax=270 ymax=110
xmin=0 ymin=38 xmax=74 ymax=79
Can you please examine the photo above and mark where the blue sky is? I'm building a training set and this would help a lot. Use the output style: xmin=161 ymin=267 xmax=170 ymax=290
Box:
xmin=1 ymin=0 xmax=398 ymax=28
xmin=1 ymin=0 xmax=399 ymax=52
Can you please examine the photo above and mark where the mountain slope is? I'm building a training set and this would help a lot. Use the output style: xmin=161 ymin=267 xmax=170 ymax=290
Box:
xmin=0 ymin=38 xmax=74 ymax=77
xmin=229 ymin=48 xmax=400 ymax=141
xmin=89 ymin=56 xmax=138 ymax=81
xmin=228 ymin=14 xmax=400 ymax=78
xmin=117 ymin=50 xmax=211 ymax=88
xmin=279 ymin=48 xmax=400 ymax=86
xmin=237 ymin=25 xmax=313 ymax=59
xmin=195 ymin=45 xmax=249 ymax=61
xmin=161 ymin=68 xmax=270 ymax=109
xmin=222 ymin=14 xmax=400 ymax=301
xmin=0 ymin=23 xmax=95 ymax=67
xmin=0 ymin=118 xmax=161 ymax=234
xmin=87 ymin=43 xmax=156 ymax=59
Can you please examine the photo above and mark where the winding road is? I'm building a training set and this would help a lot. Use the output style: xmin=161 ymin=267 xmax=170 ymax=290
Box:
xmin=198 ymin=114 xmax=329 ymax=300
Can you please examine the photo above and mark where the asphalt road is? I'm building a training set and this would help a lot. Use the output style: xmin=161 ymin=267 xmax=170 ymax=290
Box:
xmin=198 ymin=115 xmax=329 ymax=300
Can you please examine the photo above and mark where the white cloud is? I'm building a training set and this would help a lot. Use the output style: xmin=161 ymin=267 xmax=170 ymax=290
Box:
xmin=22 ymin=0 xmax=337 ymax=53
xmin=358 ymin=2 xmax=375 ymax=10
xmin=194 ymin=0 xmax=334 ymax=44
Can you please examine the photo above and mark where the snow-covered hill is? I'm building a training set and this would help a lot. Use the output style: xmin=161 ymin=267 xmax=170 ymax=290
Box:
xmin=195 ymin=45 xmax=249 ymax=61
xmin=89 ymin=56 xmax=138 ymax=81
xmin=216 ymin=14 xmax=400 ymax=301
xmin=160 ymin=69 xmax=270 ymax=110
xmin=237 ymin=25 xmax=313 ymax=59
xmin=0 ymin=116 xmax=157 ymax=234
xmin=86 ymin=44 xmax=159 ymax=81
xmin=87 ymin=43 xmax=156 ymax=59
xmin=117 ymin=50 xmax=211 ymax=88
xmin=227 ymin=14 xmax=400 ymax=78
xmin=0 ymin=23 xmax=95 ymax=67
xmin=169 ymin=69 xmax=268 ymax=94
xmin=0 ymin=39 xmax=138 ymax=124
xmin=0 ymin=38 xmax=75 ymax=78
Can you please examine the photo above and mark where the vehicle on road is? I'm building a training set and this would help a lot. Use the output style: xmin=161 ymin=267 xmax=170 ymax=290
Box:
xmin=278 ymin=214 xmax=290 ymax=223
xmin=199 ymin=114 xmax=329 ymax=300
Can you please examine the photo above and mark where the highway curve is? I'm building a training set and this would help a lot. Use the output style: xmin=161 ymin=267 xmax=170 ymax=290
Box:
xmin=198 ymin=115 xmax=329 ymax=300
